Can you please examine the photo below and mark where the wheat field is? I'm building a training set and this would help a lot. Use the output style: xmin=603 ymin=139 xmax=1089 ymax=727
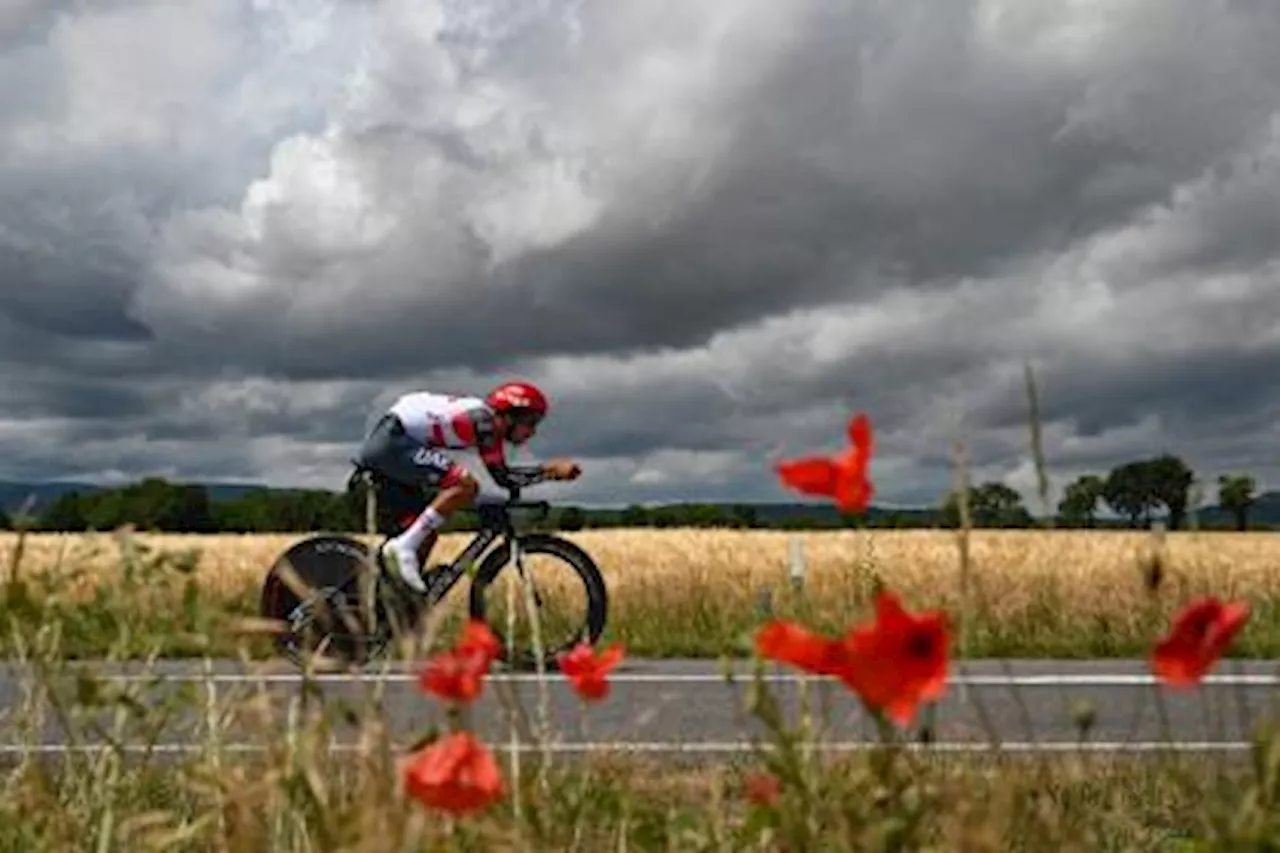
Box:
xmin=4 ymin=525 xmax=1278 ymax=603
xmin=4 ymin=527 xmax=1279 ymax=657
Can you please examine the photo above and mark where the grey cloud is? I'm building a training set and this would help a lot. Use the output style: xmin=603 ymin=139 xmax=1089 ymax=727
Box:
xmin=3 ymin=0 xmax=1280 ymax=509
xmin=0 ymin=247 xmax=152 ymax=341
xmin=528 ymin=380 xmax=797 ymax=460
xmin=1139 ymin=152 xmax=1280 ymax=280
xmin=969 ymin=343 xmax=1280 ymax=468
xmin=141 ymin=0 xmax=1280 ymax=380
xmin=0 ymin=376 xmax=385 ymax=490
xmin=0 ymin=374 xmax=153 ymax=422
xmin=0 ymin=0 xmax=57 ymax=48
xmin=470 ymin=0 xmax=1280 ymax=362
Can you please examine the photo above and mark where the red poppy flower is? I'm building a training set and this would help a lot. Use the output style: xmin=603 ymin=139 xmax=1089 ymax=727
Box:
xmin=837 ymin=591 xmax=951 ymax=727
xmin=403 ymin=731 xmax=505 ymax=815
xmin=456 ymin=619 xmax=502 ymax=663
xmin=418 ymin=620 xmax=502 ymax=704
xmin=755 ymin=620 xmax=848 ymax=676
xmin=419 ymin=648 xmax=491 ymax=704
xmin=557 ymin=641 xmax=625 ymax=701
xmin=1150 ymin=596 xmax=1250 ymax=688
xmin=774 ymin=413 xmax=875 ymax=514
xmin=743 ymin=770 xmax=781 ymax=807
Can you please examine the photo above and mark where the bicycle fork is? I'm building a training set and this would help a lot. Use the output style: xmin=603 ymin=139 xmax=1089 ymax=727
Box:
xmin=509 ymin=538 xmax=545 ymax=610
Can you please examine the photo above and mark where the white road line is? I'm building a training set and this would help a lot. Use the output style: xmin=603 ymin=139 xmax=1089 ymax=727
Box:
xmin=66 ymin=671 xmax=1280 ymax=687
xmin=0 ymin=740 xmax=1255 ymax=755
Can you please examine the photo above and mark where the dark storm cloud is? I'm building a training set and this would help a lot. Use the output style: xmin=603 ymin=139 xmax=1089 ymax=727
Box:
xmin=152 ymin=382 xmax=381 ymax=445
xmin=0 ymin=248 xmax=153 ymax=341
xmin=981 ymin=347 xmax=1280 ymax=440
xmin=127 ymin=0 xmax=1280 ymax=382
xmin=4 ymin=0 xmax=1280 ymax=507
xmin=0 ymin=374 xmax=152 ymax=421
xmin=0 ymin=158 xmax=161 ymax=345
xmin=441 ymin=0 xmax=1280 ymax=363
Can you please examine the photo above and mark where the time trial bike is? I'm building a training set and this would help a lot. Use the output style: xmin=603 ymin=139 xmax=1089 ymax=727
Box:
xmin=257 ymin=462 xmax=609 ymax=670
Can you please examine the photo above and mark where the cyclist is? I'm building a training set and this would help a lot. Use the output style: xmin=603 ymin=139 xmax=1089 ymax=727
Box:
xmin=356 ymin=380 xmax=582 ymax=593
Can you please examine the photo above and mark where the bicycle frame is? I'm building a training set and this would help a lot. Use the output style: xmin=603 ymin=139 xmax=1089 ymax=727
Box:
xmin=415 ymin=495 xmax=551 ymax=608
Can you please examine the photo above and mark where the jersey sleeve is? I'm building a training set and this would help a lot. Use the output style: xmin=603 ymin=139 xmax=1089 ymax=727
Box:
xmin=454 ymin=404 xmax=515 ymax=488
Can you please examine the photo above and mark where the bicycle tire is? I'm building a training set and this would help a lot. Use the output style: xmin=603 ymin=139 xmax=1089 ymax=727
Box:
xmin=258 ymin=534 xmax=395 ymax=669
xmin=467 ymin=533 xmax=609 ymax=669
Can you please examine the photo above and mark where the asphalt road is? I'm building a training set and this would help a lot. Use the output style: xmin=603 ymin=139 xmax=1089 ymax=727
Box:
xmin=2 ymin=658 xmax=1279 ymax=757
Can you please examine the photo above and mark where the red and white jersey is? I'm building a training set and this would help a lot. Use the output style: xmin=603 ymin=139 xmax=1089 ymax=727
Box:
xmin=386 ymin=391 xmax=507 ymax=470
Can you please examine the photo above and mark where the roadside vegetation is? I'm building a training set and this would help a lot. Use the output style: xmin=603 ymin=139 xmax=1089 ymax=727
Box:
xmin=1 ymin=518 xmax=1277 ymax=850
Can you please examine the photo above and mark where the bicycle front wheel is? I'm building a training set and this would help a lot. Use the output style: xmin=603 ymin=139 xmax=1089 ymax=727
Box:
xmin=467 ymin=533 xmax=609 ymax=669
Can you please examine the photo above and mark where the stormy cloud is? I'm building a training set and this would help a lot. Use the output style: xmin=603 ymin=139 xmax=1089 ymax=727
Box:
xmin=2 ymin=0 xmax=1280 ymax=510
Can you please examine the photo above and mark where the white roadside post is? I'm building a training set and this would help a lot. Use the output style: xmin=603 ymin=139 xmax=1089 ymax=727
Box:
xmin=788 ymin=535 xmax=806 ymax=593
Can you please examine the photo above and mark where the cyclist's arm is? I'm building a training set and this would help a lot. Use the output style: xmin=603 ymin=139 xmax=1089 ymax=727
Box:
xmin=462 ymin=406 xmax=547 ymax=489
xmin=478 ymin=436 xmax=518 ymax=489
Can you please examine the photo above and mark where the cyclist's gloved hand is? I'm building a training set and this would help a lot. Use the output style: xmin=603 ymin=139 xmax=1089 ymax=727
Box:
xmin=542 ymin=459 xmax=582 ymax=481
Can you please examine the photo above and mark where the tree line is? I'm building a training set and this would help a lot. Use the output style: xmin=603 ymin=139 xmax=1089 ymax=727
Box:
xmin=940 ymin=453 xmax=1264 ymax=531
xmin=0 ymin=452 xmax=1269 ymax=534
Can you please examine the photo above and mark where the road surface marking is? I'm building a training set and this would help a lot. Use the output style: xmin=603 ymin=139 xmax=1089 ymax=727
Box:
xmin=0 ymin=740 xmax=1254 ymax=755
xmin=58 ymin=671 xmax=1280 ymax=687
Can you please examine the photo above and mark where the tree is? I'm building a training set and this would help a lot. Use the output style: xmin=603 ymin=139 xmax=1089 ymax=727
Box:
xmin=1145 ymin=454 xmax=1196 ymax=530
xmin=941 ymin=481 xmax=1033 ymax=528
xmin=1102 ymin=461 xmax=1160 ymax=527
xmin=686 ymin=504 xmax=727 ymax=527
xmin=619 ymin=505 xmax=649 ymax=527
xmin=1217 ymin=473 xmax=1257 ymax=531
xmin=42 ymin=491 xmax=91 ymax=531
xmin=1102 ymin=455 xmax=1196 ymax=529
xmin=171 ymin=484 xmax=215 ymax=532
xmin=558 ymin=506 xmax=586 ymax=531
xmin=1058 ymin=474 xmax=1104 ymax=527
xmin=977 ymin=482 xmax=1033 ymax=527
xmin=649 ymin=506 xmax=682 ymax=528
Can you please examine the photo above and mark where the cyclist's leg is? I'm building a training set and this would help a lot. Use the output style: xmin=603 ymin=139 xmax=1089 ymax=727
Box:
xmin=386 ymin=467 xmax=481 ymax=592
xmin=357 ymin=415 xmax=478 ymax=592
xmin=355 ymin=417 xmax=424 ymax=531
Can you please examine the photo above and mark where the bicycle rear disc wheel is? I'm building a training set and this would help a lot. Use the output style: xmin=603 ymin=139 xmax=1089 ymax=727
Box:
xmin=467 ymin=533 xmax=608 ymax=669
xmin=258 ymin=534 xmax=392 ymax=669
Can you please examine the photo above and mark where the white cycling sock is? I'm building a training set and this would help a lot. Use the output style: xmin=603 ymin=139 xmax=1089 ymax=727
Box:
xmin=397 ymin=506 xmax=445 ymax=549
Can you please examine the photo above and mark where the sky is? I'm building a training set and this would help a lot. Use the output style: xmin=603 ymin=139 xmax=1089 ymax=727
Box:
xmin=2 ymin=0 xmax=1280 ymax=510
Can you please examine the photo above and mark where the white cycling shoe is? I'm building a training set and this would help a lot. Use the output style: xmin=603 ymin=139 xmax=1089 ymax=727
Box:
xmin=380 ymin=538 xmax=427 ymax=594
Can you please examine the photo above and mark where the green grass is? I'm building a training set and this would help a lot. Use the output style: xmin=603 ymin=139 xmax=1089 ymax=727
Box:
xmin=2 ymin=615 xmax=1279 ymax=852
xmin=0 ymin=749 xmax=1259 ymax=852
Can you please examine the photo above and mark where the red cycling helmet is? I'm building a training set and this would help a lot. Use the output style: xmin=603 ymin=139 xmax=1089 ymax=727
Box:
xmin=485 ymin=380 xmax=549 ymax=426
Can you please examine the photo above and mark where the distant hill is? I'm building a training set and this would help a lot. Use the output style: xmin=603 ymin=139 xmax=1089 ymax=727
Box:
xmin=1190 ymin=491 xmax=1280 ymax=527
xmin=0 ymin=480 xmax=97 ymax=513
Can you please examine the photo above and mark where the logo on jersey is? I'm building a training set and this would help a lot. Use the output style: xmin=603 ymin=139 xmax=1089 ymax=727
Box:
xmin=412 ymin=447 xmax=453 ymax=469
